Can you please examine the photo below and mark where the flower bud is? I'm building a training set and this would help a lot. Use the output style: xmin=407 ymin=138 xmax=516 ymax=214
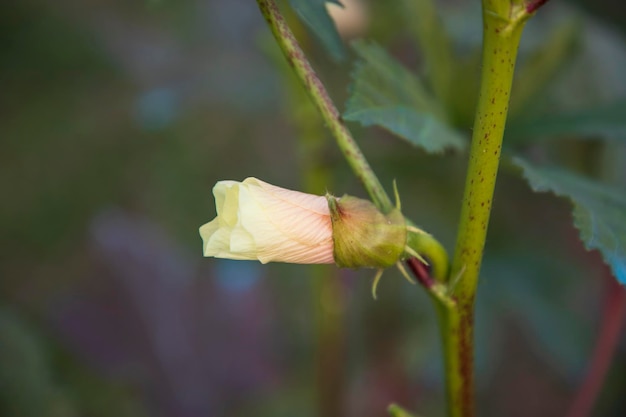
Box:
xmin=200 ymin=178 xmax=447 ymax=298
xmin=200 ymin=178 xmax=410 ymax=273
xmin=327 ymin=195 xmax=406 ymax=268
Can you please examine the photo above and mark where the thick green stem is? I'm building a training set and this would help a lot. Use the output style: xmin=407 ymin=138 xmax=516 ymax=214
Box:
xmin=451 ymin=3 xmax=526 ymax=298
xmin=444 ymin=2 xmax=534 ymax=417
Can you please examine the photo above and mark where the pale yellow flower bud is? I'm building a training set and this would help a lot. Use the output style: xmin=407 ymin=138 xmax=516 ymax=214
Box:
xmin=199 ymin=178 xmax=335 ymax=264
xmin=200 ymin=178 xmax=447 ymax=298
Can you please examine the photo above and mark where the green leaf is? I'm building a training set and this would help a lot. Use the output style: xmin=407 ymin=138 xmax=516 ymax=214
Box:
xmin=514 ymin=157 xmax=626 ymax=285
xmin=344 ymin=40 xmax=466 ymax=153
xmin=481 ymin=254 xmax=591 ymax=376
xmin=507 ymin=98 xmax=626 ymax=144
xmin=289 ymin=0 xmax=345 ymax=61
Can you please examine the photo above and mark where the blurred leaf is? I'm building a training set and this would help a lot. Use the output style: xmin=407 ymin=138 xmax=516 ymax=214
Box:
xmin=475 ymin=250 xmax=592 ymax=382
xmin=545 ymin=17 xmax=626 ymax=110
xmin=511 ymin=19 xmax=581 ymax=116
xmin=515 ymin=278 xmax=589 ymax=373
xmin=0 ymin=308 xmax=74 ymax=417
xmin=0 ymin=3 xmax=112 ymax=83
xmin=388 ymin=403 xmax=420 ymax=417
xmin=507 ymin=98 xmax=626 ymax=144
xmin=400 ymin=0 xmax=454 ymax=106
xmin=289 ymin=0 xmax=345 ymax=61
xmin=515 ymin=158 xmax=626 ymax=285
xmin=344 ymin=40 xmax=466 ymax=153
xmin=481 ymin=254 xmax=591 ymax=376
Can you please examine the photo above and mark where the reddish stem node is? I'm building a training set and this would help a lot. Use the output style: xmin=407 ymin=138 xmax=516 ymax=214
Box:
xmin=526 ymin=0 xmax=551 ymax=14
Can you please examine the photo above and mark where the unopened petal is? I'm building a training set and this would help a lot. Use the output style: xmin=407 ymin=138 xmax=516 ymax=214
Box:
xmin=199 ymin=177 xmax=334 ymax=264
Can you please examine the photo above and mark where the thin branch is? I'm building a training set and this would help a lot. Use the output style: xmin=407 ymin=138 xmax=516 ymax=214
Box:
xmin=255 ymin=0 xmax=393 ymax=213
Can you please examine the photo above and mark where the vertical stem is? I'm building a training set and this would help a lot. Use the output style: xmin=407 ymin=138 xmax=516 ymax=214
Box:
xmin=451 ymin=3 xmax=525 ymax=310
xmin=436 ymin=307 xmax=466 ymax=417
xmin=446 ymin=2 xmax=531 ymax=416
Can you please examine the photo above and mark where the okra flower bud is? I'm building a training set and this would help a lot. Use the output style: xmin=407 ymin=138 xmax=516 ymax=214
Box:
xmin=200 ymin=177 xmax=413 ymax=266
xmin=200 ymin=178 xmax=428 ymax=296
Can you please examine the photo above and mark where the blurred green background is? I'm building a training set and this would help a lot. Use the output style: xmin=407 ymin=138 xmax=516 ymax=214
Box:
xmin=1 ymin=0 xmax=626 ymax=416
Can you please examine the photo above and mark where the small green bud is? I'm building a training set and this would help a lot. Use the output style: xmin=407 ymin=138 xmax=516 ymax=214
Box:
xmin=327 ymin=194 xmax=406 ymax=268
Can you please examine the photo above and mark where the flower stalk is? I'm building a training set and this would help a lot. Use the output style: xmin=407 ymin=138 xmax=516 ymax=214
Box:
xmin=256 ymin=0 xmax=392 ymax=214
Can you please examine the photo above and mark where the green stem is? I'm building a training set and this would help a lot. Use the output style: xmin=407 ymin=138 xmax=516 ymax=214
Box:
xmin=445 ymin=2 xmax=536 ymax=416
xmin=256 ymin=0 xmax=392 ymax=213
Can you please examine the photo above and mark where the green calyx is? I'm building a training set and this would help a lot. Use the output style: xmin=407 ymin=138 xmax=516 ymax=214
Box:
xmin=327 ymin=194 xmax=406 ymax=268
